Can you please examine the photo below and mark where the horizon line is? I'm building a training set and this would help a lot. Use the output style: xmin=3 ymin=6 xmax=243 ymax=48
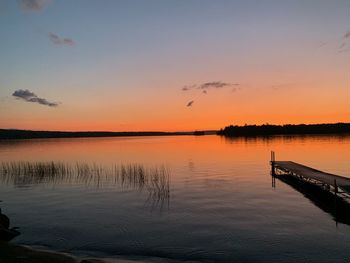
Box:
xmin=1 ymin=122 xmax=350 ymax=133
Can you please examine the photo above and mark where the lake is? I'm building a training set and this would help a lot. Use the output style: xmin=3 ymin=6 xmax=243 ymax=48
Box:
xmin=1 ymin=135 xmax=350 ymax=262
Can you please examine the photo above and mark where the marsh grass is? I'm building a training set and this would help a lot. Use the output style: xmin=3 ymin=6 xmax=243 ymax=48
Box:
xmin=0 ymin=161 xmax=170 ymax=202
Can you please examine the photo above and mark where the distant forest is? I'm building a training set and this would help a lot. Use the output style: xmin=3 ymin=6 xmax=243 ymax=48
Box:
xmin=0 ymin=129 xmax=192 ymax=140
xmin=217 ymin=123 xmax=350 ymax=136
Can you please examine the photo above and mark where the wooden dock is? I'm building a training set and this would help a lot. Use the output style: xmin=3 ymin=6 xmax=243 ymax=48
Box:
xmin=270 ymin=151 xmax=350 ymax=199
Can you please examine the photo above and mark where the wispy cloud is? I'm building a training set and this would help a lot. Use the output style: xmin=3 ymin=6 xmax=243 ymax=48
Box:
xmin=181 ymin=81 xmax=239 ymax=92
xmin=338 ymin=30 xmax=350 ymax=53
xmin=186 ymin=100 xmax=194 ymax=107
xmin=12 ymin=89 xmax=59 ymax=107
xmin=198 ymin=81 xmax=239 ymax=90
xmin=317 ymin=42 xmax=327 ymax=49
xmin=338 ymin=47 xmax=350 ymax=53
xmin=318 ymin=30 xmax=350 ymax=53
xmin=181 ymin=81 xmax=241 ymax=107
xmin=339 ymin=42 xmax=346 ymax=49
xmin=48 ymin=33 xmax=75 ymax=46
xmin=181 ymin=81 xmax=242 ymax=108
xmin=182 ymin=85 xmax=196 ymax=91
xmin=18 ymin=0 xmax=50 ymax=11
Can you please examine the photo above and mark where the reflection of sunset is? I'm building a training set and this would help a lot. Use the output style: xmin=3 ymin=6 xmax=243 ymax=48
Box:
xmin=2 ymin=135 xmax=350 ymax=179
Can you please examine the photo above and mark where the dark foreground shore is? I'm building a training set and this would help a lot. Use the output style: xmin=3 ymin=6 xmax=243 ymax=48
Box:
xmin=0 ymin=241 xmax=147 ymax=263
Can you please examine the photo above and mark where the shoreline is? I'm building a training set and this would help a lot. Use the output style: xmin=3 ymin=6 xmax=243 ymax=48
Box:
xmin=218 ymin=122 xmax=350 ymax=137
xmin=0 ymin=129 xmax=196 ymax=140
xmin=0 ymin=241 xmax=152 ymax=263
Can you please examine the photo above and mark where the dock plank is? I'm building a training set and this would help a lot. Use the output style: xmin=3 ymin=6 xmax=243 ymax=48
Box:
xmin=274 ymin=161 xmax=350 ymax=194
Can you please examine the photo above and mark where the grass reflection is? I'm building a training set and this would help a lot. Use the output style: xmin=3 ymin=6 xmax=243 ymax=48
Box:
xmin=0 ymin=161 xmax=170 ymax=207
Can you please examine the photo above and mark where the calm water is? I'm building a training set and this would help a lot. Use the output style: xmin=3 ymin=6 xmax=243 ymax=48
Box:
xmin=1 ymin=135 xmax=350 ymax=262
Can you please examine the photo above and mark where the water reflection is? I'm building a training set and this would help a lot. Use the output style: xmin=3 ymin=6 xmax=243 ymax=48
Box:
xmin=1 ymin=136 xmax=350 ymax=262
xmin=273 ymin=173 xmax=350 ymax=225
xmin=223 ymin=134 xmax=350 ymax=145
xmin=0 ymin=162 xmax=170 ymax=209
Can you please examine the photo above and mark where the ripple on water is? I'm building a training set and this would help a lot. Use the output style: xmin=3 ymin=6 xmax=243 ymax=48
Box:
xmin=2 ymin=135 xmax=350 ymax=262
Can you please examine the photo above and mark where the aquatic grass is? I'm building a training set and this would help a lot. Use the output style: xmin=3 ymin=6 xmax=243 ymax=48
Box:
xmin=145 ymin=165 xmax=171 ymax=210
xmin=0 ymin=161 xmax=170 ymax=202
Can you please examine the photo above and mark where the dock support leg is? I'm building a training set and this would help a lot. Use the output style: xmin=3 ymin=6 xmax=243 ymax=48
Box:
xmin=334 ymin=179 xmax=338 ymax=223
xmin=270 ymin=151 xmax=276 ymax=188
xmin=334 ymin=179 xmax=338 ymax=196
xmin=270 ymin=151 xmax=276 ymax=177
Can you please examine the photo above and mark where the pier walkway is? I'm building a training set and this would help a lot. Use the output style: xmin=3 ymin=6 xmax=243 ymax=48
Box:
xmin=270 ymin=152 xmax=350 ymax=197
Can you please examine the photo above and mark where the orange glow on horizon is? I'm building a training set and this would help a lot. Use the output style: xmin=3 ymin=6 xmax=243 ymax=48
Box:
xmin=3 ymin=79 xmax=350 ymax=132
xmin=2 ymin=1 xmax=350 ymax=132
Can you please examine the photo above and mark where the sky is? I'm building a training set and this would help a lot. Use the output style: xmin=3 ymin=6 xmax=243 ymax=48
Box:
xmin=0 ymin=0 xmax=350 ymax=131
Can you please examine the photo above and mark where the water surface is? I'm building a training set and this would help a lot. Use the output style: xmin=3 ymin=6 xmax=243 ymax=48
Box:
xmin=1 ymin=135 xmax=350 ymax=262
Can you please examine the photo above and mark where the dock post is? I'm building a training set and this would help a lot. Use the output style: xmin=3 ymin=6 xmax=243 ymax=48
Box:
xmin=270 ymin=151 xmax=276 ymax=177
xmin=334 ymin=179 xmax=338 ymax=217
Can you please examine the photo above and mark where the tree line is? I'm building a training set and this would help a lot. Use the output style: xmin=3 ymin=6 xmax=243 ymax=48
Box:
xmin=217 ymin=123 xmax=350 ymax=136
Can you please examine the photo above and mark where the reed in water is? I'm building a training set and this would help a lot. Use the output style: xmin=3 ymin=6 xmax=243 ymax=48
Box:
xmin=0 ymin=161 xmax=170 ymax=202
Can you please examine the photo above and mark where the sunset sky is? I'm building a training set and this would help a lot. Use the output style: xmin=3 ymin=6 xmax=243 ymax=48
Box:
xmin=1 ymin=0 xmax=350 ymax=131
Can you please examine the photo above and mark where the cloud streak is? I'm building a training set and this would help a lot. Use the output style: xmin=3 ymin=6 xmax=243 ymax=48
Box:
xmin=12 ymin=89 xmax=59 ymax=107
xmin=338 ymin=47 xmax=350 ymax=53
xmin=338 ymin=29 xmax=350 ymax=53
xmin=18 ymin=0 xmax=50 ymax=11
xmin=198 ymin=81 xmax=239 ymax=90
xmin=48 ymin=33 xmax=75 ymax=46
xmin=182 ymin=85 xmax=196 ymax=91
xmin=186 ymin=100 xmax=194 ymax=107
xmin=181 ymin=81 xmax=239 ymax=92
xmin=181 ymin=81 xmax=241 ymax=108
